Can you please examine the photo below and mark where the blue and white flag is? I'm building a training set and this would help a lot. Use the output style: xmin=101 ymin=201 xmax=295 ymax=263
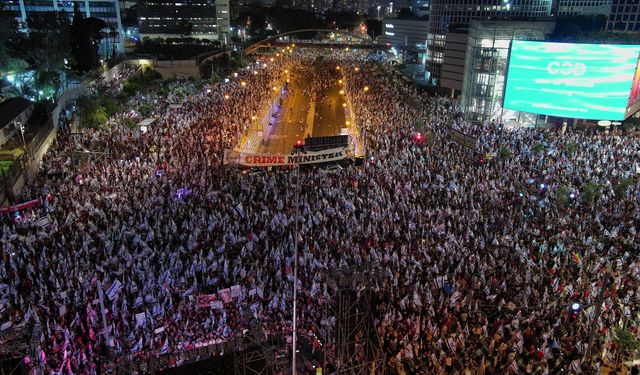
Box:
xmin=131 ymin=337 xmax=143 ymax=353
xmin=236 ymin=203 xmax=246 ymax=218
xmin=188 ymin=238 xmax=197 ymax=251
xmin=160 ymin=338 xmax=169 ymax=354
xmin=106 ymin=280 xmax=122 ymax=301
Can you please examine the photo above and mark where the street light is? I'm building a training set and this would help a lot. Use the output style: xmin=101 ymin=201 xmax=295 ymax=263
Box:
xmin=224 ymin=94 xmax=230 ymax=100
xmin=291 ymin=139 xmax=305 ymax=375
xmin=15 ymin=121 xmax=25 ymax=150
xmin=377 ymin=5 xmax=381 ymax=19
xmin=362 ymin=88 xmax=370 ymax=170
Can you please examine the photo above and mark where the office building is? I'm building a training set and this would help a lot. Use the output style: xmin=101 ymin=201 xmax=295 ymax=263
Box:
xmin=607 ymin=0 xmax=640 ymax=31
xmin=138 ymin=0 xmax=225 ymax=40
xmin=216 ymin=0 xmax=230 ymax=44
xmin=426 ymin=0 xmax=553 ymax=83
xmin=441 ymin=20 xmax=554 ymax=122
xmin=381 ymin=18 xmax=430 ymax=62
xmin=557 ymin=0 xmax=611 ymax=15
xmin=4 ymin=0 xmax=124 ymax=54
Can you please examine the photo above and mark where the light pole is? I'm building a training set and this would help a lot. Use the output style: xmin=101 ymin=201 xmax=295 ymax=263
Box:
xmin=15 ymin=121 xmax=25 ymax=151
xmin=292 ymin=139 xmax=303 ymax=375
xmin=377 ymin=5 xmax=381 ymax=19
xmin=363 ymin=86 xmax=369 ymax=169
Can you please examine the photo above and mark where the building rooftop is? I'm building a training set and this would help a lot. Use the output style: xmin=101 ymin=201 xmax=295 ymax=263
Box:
xmin=0 ymin=97 xmax=33 ymax=127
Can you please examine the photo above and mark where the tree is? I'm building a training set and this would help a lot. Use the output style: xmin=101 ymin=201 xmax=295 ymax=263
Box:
xmin=555 ymin=185 xmax=571 ymax=208
xmin=564 ymin=141 xmax=578 ymax=157
xmin=15 ymin=11 xmax=73 ymax=98
xmin=70 ymin=3 xmax=106 ymax=73
xmin=0 ymin=5 xmax=27 ymax=74
xmin=397 ymin=8 xmax=414 ymax=19
xmin=581 ymin=182 xmax=602 ymax=206
xmin=77 ymin=95 xmax=108 ymax=129
xmin=177 ymin=18 xmax=193 ymax=38
xmin=532 ymin=142 xmax=544 ymax=154
xmin=499 ymin=145 xmax=512 ymax=160
xmin=365 ymin=19 xmax=382 ymax=39
xmin=612 ymin=327 xmax=640 ymax=369
xmin=613 ymin=177 xmax=633 ymax=199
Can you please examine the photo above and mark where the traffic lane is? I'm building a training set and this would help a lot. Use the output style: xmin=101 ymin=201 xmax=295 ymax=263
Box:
xmin=312 ymin=82 xmax=346 ymax=137
xmin=263 ymin=74 xmax=311 ymax=154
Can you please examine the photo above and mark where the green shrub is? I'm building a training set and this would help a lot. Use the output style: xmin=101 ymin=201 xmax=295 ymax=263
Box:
xmin=79 ymin=105 xmax=108 ymax=129
xmin=613 ymin=177 xmax=633 ymax=199
xmin=138 ymin=104 xmax=154 ymax=117
xmin=532 ymin=142 xmax=544 ymax=154
xmin=99 ymin=95 xmax=122 ymax=117
xmin=556 ymin=185 xmax=571 ymax=207
xmin=123 ymin=117 xmax=137 ymax=129
xmin=581 ymin=182 xmax=602 ymax=206
xmin=565 ymin=141 xmax=578 ymax=156
xmin=499 ymin=145 xmax=512 ymax=160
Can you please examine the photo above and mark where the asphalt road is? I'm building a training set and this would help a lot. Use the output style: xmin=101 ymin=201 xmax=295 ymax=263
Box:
xmin=312 ymin=70 xmax=347 ymax=138
xmin=262 ymin=67 xmax=347 ymax=154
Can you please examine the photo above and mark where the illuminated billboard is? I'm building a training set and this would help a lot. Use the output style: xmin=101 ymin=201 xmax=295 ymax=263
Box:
xmin=503 ymin=41 xmax=640 ymax=120
xmin=626 ymin=57 xmax=640 ymax=117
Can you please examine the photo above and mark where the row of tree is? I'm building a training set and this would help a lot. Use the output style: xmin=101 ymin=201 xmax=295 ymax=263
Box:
xmin=238 ymin=5 xmax=367 ymax=37
xmin=1 ymin=4 xmax=107 ymax=99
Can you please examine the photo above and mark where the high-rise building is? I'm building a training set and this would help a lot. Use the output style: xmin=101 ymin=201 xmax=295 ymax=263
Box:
xmin=426 ymin=0 xmax=553 ymax=84
xmin=381 ymin=17 xmax=429 ymax=61
xmin=3 ymin=0 xmax=124 ymax=54
xmin=440 ymin=20 xmax=554 ymax=122
xmin=216 ymin=0 xmax=230 ymax=44
xmin=557 ymin=0 xmax=611 ymax=15
xmin=138 ymin=0 xmax=226 ymax=40
xmin=607 ymin=0 xmax=640 ymax=31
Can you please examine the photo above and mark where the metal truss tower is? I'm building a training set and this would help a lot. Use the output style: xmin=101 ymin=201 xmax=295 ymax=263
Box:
xmin=234 ymin=306 xmax=287 ymax=375
xmin=323 ymin=263 xmax=386 ymax=375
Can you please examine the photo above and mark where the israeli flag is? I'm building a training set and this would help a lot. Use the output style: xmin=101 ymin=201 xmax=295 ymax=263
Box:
xmin=106 ymin=280 xmax=122 ymax=301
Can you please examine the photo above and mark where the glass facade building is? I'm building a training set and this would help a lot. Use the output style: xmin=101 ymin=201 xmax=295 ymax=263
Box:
xmin=459 ymin=20 xmax=555 ymax=122
xmin=557 ymin=0 xmax=611 ymax=15
xmin=381 ymin=18 xmax=430 ymax=63
xmin=426 ymin=0 xmax=553 ymax=83
xmin=607 ymin=0 xmax=640 ymax=32
xmin=138 ymin=0 xmax=220 ymax=39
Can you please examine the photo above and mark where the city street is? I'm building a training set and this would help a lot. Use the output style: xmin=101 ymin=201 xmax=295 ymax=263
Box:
xmin=239 ymin=66 xmax=348 ymax=155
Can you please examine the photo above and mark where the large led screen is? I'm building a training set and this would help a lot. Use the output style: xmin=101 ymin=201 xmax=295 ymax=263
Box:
xmin=625 ymin=57 xmax=640 ymax=118
xmin=503 ymin=41 xmax=640 ymax=120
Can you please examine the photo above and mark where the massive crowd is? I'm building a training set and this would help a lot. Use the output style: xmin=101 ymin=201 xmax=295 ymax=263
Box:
xmin=0 ymin=49 xmax=638 ymax=375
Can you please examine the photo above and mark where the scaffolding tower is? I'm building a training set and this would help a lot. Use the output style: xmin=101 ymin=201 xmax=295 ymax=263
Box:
xmin=322 ymin=262 xmax=386 ymax=375
xmin=234 ymin=305 xmax=287 ymax=375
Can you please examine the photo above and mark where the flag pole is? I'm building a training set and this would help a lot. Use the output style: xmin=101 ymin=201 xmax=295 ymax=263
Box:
xmin=97 ymin=281 xmax=112 ymax=346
